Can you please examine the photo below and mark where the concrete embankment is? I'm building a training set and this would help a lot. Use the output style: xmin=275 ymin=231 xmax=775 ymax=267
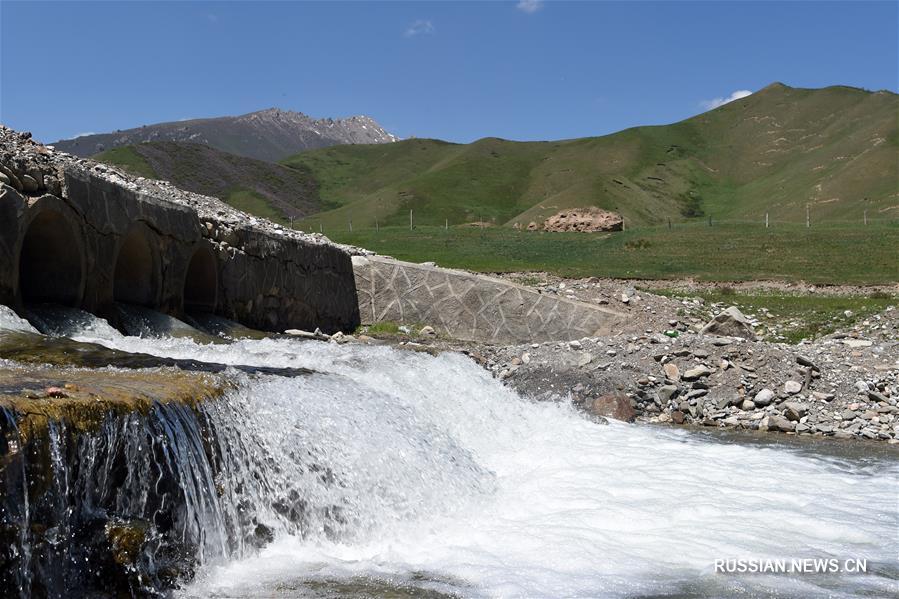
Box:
xmin=352 ymin=255 xmax=627 ymax=344
xmin=0 ymin=126 xmax=359 ymax=333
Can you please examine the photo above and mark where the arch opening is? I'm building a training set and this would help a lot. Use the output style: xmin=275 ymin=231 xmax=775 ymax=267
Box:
xmin=19 ymin=210 xmax=84 ymax=306
xmin=114 ymin=225 xmax=159 ymax=306
xmin=183 ymin=246 xmax=218 ymax=313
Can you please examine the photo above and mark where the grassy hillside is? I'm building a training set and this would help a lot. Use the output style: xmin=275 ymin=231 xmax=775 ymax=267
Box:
xmin=95 ymin=142 xmax=322 ymax=223
xmin=95 ymin=146 xmax=158 ymax=179
xmin=324 ymin=222 xmax=899 ymax=285
xmin=286 ymin=83 xmax=898 ymax=230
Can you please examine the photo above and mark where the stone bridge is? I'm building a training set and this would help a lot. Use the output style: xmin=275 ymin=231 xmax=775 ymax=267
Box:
xmin=0 ymin=132 xmax=360 ymax=333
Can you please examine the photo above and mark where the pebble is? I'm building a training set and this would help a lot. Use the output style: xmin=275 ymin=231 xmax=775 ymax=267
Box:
xmin=754 ymin=389 xmax=775 ymax=406
xmin=766 ymin=414 xmax=795 ymax=432
xmin=783 ymin=401 xmax=808 ymax=421
xmin=784 ymin=380 xmax=802 ymax=395
xmin=682 ymin=365 xmax=713 ymax=380
xmin=657 ymin=385 xmax=679 ymax=402
xmin=663 ymin=363 xmax=680 ymax=381
xmin=843 ymin=339 xmax=873 ymax=348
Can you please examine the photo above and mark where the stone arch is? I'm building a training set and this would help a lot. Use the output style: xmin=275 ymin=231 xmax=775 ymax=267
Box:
xmin=17 ymin=206 xmax=85 ymax=306
xmin=113 ymin=223 xmax=161 ymax=307
xmin=183 ymin=244 xmax=218 ymax=313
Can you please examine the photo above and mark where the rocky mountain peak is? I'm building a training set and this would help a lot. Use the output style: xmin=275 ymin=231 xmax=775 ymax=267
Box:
xmin=52 ymin=107 xmax=398 ymax=162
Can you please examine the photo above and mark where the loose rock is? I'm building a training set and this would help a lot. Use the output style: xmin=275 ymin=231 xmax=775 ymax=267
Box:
xmin=588 ymin=394 xmax=636 ymax=422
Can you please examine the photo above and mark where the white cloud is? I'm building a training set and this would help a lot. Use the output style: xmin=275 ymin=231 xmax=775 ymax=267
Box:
xmin=404 ymin=19 xmax=434 ymax=37
xmin=516 ymin=0 xmax=544 ymax=14
xmin=700 ymin=89 xmax=753 ymax=110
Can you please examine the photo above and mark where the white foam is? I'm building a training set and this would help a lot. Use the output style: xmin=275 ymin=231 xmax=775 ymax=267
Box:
xmin=0 ymin=305 xmax=39 ymax=334
xmin=178 ymin=348 xmax=896 ymax=598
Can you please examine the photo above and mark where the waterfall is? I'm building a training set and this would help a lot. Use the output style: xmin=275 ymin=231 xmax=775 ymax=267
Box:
xmin=2 ymin=394 xmax=243 ymax=596
xmin=112 ymin=304 xmax=227 ymax=345
xmin=0 ymin=305 xmax=897 ymax=597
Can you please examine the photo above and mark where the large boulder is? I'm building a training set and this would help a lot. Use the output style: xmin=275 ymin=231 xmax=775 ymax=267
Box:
xmin=587 ymin=393 xmax=636 ymax=422
xmin=700 ymin=306 xmax=756 ymax=340
xmin=542 ymin=207 xmax=623 ymax=232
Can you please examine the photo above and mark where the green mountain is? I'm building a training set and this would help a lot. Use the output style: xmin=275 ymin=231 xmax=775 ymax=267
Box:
xmin=96 ymin=141 xmax=322 ymax=223
xmin=284 ymin=83 xmax=898 ymax=229
xmin=97 ymin=83 xmax=898 ymax=230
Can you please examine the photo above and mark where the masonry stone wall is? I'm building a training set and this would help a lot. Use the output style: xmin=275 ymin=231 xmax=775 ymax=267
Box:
xmin=0 ymin=170 xmax=359 ymax=333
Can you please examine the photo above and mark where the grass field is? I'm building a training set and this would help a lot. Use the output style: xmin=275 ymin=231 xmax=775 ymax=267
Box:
xmin=322 ymin=221 xmax=899 ymax=285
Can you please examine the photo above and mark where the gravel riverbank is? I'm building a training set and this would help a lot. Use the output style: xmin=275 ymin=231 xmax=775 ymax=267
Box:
xmin=352 ymin=279 xmax=898 ymax=443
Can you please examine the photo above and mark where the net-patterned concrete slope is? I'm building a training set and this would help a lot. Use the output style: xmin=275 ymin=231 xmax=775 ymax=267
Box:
xmin=353 ymin=256 xmax=626 ymax=343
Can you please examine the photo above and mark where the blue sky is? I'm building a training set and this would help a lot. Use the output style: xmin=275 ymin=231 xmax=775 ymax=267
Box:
xmin=1 ymin=1 xmax=896 ymax=144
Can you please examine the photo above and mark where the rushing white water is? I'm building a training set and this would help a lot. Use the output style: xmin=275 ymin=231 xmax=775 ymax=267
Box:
xmin=0 ymin=305 xmax=39 ymax=334
xmin=190 ymin=355 xmax=898 ymax=598
xmin=23 ymin=304 xmax=122 ymax=339
xmin=7 ymin=307 xmax=899 ymax=597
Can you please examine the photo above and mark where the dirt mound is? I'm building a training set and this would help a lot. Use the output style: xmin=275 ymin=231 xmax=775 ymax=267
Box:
xmin=540 ymin=207 xmax=623 ymax=232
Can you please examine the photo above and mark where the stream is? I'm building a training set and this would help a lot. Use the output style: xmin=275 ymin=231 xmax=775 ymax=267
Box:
xmin=0 ymin=305 xmax=896 ymax=598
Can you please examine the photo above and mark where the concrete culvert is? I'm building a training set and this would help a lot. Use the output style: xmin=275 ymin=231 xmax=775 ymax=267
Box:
xmin=114 ymin=224 xmax=160 ymax=306
xmin=183 ymin=245 xmax=218 ymax=313
xmin=19 ymin=209 xmax=84 ymax=305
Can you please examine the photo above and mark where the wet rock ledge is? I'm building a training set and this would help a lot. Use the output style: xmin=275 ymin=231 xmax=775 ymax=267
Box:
xmin=0 ymin=364 xmax=230 ymax=597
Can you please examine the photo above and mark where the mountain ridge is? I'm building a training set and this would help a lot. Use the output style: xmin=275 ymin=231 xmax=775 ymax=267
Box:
xmin=53 ymin=108 xmax=398 ymax=162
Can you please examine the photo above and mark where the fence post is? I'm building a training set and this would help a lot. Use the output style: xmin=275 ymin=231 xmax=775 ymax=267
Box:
xmin=410 ymin=209 xmax=413 ymax=231
xmin=708 ymin=215 xmax=712 ymax=227
xmin=376 ymin=219 xmax=379 ymax=232
xmin=806 ymin=204 xmax=810 ymax=228
xmin=319 ymin=223 xmax=323 ymax=234
xmin=864 ymin=210 xmax=867 ymax=226
xmin=349 ymin=219 xmax=352 ymax=232
xmin=765 ymin=213 xmax=769 ymax=228
xmin=668 ymin=218 xmax=671 ymax=230
xmin=445 ymin=218 xmax=448 ymax=230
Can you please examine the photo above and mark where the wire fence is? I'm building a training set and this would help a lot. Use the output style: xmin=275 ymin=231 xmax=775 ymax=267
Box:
xmin=295 ymin=209 xmax=898 ymax=235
